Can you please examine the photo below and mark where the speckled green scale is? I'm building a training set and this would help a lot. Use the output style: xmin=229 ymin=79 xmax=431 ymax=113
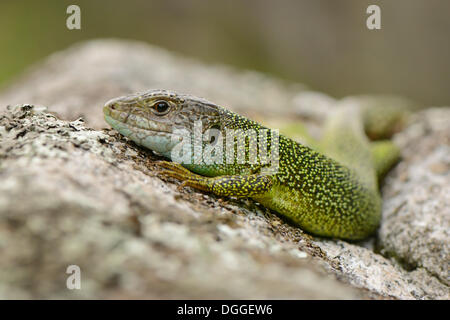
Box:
xmin=103 ymin=89 xmax=404 ymax=240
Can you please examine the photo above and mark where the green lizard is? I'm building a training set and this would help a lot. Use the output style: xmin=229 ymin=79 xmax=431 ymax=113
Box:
xmin=103 ymin=89 xmax=407 ymax=240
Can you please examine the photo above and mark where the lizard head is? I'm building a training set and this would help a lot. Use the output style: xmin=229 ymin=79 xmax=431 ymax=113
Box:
xmin=103 ymin=89 xmax=223 ymax=157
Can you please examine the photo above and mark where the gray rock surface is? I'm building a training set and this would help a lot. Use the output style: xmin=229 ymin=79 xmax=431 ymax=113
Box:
xmin=0 ymin=40 xmax=448 ymax=299
xmin=379 ymin=109 xmax=449 ymax=286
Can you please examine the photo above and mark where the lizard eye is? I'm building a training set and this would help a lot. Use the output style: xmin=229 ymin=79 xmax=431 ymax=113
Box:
xmin=152 ymin=100 xmax=171 ymax=115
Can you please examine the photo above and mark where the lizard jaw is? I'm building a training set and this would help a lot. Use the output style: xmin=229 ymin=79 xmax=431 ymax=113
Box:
xmin=104 ymin=112 xmax=179 ymax=157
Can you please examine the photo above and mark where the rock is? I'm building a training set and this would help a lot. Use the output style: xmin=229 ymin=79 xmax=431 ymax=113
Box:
xmin=0 ymin=40 xmax=448 ymax=299
xmin=378 ymin=108 xmax=450 ymax=286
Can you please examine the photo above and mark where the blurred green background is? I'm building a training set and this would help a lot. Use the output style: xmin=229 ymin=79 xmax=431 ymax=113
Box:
xmin=1 ymin=0 xmax=449 ymax=105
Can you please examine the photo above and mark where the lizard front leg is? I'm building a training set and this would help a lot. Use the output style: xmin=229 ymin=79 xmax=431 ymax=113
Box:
xmin=157 ymin=161 xmax=272 ymax=197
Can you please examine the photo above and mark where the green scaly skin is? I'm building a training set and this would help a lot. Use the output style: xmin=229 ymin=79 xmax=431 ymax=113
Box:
xmin=103 ymin=89 xmax=404 ymax=240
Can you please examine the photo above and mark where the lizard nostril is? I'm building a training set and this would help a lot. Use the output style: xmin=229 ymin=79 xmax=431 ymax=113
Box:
xmin=105 ymin=97 xmax=121 ymax=110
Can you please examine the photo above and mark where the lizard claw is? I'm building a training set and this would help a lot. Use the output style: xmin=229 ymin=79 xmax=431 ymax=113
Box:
xmin=156 ymin=161 xmax=192 ymax=174
xmin=176 ymin=181 xmax=189 ymax=192
xmin=155 ymin=160 xmax=212 ymax=193
xmin=157 ymin=169 xmax=185 ymax=181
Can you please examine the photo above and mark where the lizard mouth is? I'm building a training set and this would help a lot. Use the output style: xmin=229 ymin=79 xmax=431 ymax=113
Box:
xmin=104 ymin=105 xmax=182 ymax=156
xmin=103 ymin=105 xmax=173 ymax=134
